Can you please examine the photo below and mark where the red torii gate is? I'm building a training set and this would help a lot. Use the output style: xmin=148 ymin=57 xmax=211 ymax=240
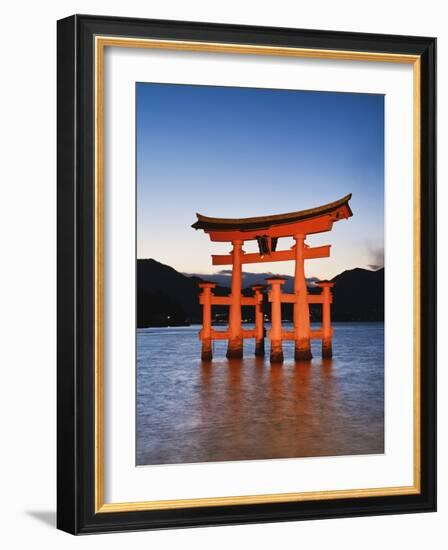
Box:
xmin=192 ymin=194 xmax=353 ymax=363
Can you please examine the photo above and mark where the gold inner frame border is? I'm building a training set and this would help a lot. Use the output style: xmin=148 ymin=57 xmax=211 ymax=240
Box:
xmin=94 ymin=36 xmax=421 ymax=513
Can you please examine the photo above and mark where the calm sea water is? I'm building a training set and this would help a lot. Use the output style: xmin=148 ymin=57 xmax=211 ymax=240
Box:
xmin=136 ymin=322 xmax=384 ymax=465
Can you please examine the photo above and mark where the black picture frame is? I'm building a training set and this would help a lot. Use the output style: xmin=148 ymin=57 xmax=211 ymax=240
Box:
xmin=57 ymin=14 xmax=436 ymax=534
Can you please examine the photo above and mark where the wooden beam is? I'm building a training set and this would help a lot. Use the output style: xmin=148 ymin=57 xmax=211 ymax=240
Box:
xmin=212 ymin=245 xmax=330 ymax=266
xmin=210 ymin=329 xmax=229 ymax=340
xmin=241 ymin=297 xmax=258 ymax=306
xmin=304 ymin=245 xmax=331 ymax=260
xmin=200 ymin=296 xmax=258 ymax=306
xmin=270 ymin=293 xmax=333 ymax=304
xmin=279 ymin=294 xmax=296 ymax=304
xmin=207 ymin=296 xmax=231 ymax=306
xmin=308 ymin=294 xmax=333 ymax=304
xmin=280 ymin=329 xmax=333 ymax=340
xmin=209 ymin=328 xmax=256 ymax=340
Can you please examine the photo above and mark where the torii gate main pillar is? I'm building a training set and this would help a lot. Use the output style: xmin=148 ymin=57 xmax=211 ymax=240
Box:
xmin=294 ymin=234 xmax=312 ymax=360
xmin=226 ymin=240 xmax=244 ymax=359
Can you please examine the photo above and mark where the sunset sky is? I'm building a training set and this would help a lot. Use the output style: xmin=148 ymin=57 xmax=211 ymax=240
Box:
xmin=136 ymin=83 xmax=384 ymax=280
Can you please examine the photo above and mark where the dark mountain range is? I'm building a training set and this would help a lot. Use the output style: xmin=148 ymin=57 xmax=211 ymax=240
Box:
xmin=137 ymin=258 xmax=384 ymax=327
xmin=330 ymin=267 xmax=384 ymax=321
xmin=137 ymin=259 xmax=241 ymax=327
xmin=137 ymin=259 xmax=202 ymax=327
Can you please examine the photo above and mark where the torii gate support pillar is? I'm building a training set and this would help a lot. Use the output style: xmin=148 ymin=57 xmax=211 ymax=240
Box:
xmin=251 ymin=284 xmax=266 ymax=357
xmin=267 ymin=277 xmax=285 ymax=364
xmin=317 ymin=281 xmax=334 ymax=358
xmin=198 ymin=282 xmax=216 ymax=361
xmin=293 ymin=234 xmax=312 ymax=361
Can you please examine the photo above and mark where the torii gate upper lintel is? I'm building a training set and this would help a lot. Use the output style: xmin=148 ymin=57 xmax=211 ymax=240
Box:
xmin=192 ymin=194 xmax=353 ymax=363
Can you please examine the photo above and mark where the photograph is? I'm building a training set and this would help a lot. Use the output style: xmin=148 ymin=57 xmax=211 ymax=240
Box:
xmin=135 ymin=82 xmax=385 ymax=466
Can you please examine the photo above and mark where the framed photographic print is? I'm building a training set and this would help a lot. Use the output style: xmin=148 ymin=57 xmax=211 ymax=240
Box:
xmin=57 ymin=15 xmax=436 ymax=534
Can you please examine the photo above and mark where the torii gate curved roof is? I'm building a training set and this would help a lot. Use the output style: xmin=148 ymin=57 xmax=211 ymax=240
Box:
xmin=192 ymin=194 xmax=353 ymax=242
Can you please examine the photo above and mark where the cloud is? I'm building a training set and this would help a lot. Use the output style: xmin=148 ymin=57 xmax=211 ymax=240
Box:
xmin=367 ymin=245 xmax=384 ymax=271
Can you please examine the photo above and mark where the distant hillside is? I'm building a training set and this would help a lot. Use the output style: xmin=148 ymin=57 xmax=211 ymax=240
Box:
xmin=330 ymin=267 xmax=384 ymax=321
xmin=137 ymin=259 xmax=202 ymax=327
xmin=137 ymin=259 xmax=232 ymax=327
xmin=137 ymin=259 xmax=384 ymax=327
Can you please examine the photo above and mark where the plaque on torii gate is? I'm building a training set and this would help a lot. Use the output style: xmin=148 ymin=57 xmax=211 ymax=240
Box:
xmin=192 ymin=194 xmax=353 ymax=363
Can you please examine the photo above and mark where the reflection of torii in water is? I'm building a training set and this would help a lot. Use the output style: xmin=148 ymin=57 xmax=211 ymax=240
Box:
xmin=192 ymin=194 xmax=353 ymax=363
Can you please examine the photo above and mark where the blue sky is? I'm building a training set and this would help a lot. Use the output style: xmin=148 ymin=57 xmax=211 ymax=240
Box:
xmin=137 ymin=83 xmax=384 ymax=280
